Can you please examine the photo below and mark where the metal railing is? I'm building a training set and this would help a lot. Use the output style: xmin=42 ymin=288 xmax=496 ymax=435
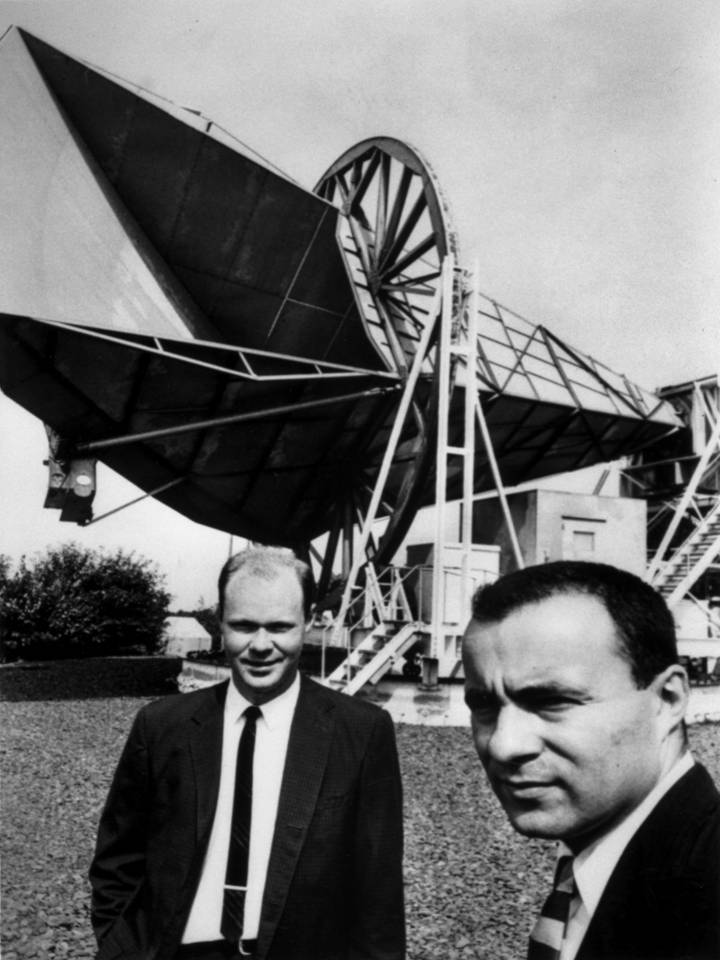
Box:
xmin=317 ymin=560 xmax=499 ymax=680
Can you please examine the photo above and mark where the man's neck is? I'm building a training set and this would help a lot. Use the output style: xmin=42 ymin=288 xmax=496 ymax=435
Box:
xmin=567 ymin=745 xmax=691 ymax=856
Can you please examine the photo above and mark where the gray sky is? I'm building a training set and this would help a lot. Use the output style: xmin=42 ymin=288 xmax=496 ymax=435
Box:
xmin=1 ymin=0 xmax=718 ymax=607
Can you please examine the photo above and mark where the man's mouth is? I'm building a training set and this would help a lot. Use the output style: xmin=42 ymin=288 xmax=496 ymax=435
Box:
xmin=496 ymin=777 xmax=556 ymax=797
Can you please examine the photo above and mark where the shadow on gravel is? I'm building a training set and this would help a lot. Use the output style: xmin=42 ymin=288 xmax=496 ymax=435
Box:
xmin=0 ymin=656 xmax=183 ymax=701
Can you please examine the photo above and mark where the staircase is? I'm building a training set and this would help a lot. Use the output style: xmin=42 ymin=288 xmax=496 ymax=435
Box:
xmin=651 ymin=498 xmax=720 ymax=607
xmin=324 ymin=620 xmax=423 ymax=696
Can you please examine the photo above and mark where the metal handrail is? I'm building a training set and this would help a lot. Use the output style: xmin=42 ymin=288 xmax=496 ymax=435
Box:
xmin=652 ymin=498 xmax=720 ymax=583
xmin=327 ymin=559 xmax=499 ymax=636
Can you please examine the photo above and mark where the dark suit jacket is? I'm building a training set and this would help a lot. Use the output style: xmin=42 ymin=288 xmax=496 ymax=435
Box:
xmin=89 ymin=675 xmax=405 ymax=960
xmin=576 ymin=762 xmax=720 ymax=960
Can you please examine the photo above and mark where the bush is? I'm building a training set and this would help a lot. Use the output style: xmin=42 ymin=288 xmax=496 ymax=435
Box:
xmin=0 ymin=544 xmax=170 ymax=661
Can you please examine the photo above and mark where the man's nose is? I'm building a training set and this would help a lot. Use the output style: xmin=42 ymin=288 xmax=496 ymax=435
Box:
xmin=248 ymin=629 xmax=274 ymax=652
xmin=484 ymin=703 xmax=542 ymax=765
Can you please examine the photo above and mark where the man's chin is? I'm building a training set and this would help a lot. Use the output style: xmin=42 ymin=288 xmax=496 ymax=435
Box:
xmin=230 ymin=663 xmax=297 ymax=702
xmin=241 ymin=669 xmax=279 ymax=685
xmin=506 ymin=814 xmax=560 ymax=839
xmin=500 ymin=800 xmax=570 ymax=841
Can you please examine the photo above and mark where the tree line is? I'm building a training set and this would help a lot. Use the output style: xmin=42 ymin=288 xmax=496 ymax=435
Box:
xmin=0 ymin=544 xmax=171 ymax=662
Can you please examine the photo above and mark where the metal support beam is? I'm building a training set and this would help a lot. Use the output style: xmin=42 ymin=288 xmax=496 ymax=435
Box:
xmin=330 ymin=267 xmax=447 ymax=644
xmin=31 ymin=316 xmax=398 ymax=383
xmin=430 ymin=255 xmax=456 ymax=660
xmin=81 ymin=475 xmax=186 ymax=526
xmin=474 ymin=394 xmax=524 ymax=568
xmin=77 ymin=385 xmax=399 ymax=453
xmin=646 ymin=408 xmax=720 ymax=583
xmin=460 ymin=264 xmax=479 ymax=620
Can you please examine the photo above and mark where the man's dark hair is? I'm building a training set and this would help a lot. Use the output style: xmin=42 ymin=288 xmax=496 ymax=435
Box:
xmin=470 ymin=561 xmax=678 ymax=688
xmin=218 ymin=545 xmax=313 ymax=620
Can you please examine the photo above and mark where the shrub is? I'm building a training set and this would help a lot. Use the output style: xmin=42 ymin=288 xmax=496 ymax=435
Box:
xmin=0 ymin=544 xmax=170 ymax=661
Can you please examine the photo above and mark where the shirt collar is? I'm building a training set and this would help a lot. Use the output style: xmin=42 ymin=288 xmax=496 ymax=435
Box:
xmin=225 ymin=672 xmax=301 ymax=731
xmin=562 ymin=751 xmax=695 ymax=917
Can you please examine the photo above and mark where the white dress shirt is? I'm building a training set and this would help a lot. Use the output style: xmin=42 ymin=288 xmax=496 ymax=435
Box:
xmin=182 ymin=675 xmax=300 ymax=943
xmin=559 ymin=751 xmax=695 ymax=960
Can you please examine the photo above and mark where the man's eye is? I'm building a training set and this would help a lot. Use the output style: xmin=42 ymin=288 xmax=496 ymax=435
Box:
xmin=529 ymin=696 xmax=578 ymax=714
xmin=464 ymin=691 xmax=497 ymax=715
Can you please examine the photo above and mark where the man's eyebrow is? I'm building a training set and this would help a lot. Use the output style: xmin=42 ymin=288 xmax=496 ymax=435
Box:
xmin=463 ymin=680 xmax=588 ymax=707
xmin=515 ymin=681 xmax=588 ymax=700
xmin=227 ymin=617 xmax=296 ymax=627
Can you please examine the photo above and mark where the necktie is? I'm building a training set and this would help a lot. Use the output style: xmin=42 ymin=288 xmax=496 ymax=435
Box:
xmin=221 ymin=705 xmax=262 ymax=943
xmin=527 ymin=854 xmax=575 ymax=960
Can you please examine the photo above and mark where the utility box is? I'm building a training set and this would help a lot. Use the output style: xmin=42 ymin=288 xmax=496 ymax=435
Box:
xmin=405 ymin=542 xmax=500 ymax=625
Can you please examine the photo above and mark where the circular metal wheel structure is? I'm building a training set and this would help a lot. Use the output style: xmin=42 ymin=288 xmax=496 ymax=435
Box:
xmin=316 ymin=136 xmax=458 ymax=373
xmin=315 ymin=137 xmax=460 ymax=566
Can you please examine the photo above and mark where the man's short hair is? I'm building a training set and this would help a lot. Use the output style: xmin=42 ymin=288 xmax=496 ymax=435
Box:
xmin=218 ymin=545 xmax=313 ymax=620
xmin=470 ymin=561 xmax=678 ymax=688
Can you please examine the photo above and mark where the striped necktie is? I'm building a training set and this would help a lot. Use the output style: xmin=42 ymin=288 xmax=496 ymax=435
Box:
xmin=221 ymin=705 xmax=262 ymax=943
xmin=527 ymin=855 xmax=575 ymax=960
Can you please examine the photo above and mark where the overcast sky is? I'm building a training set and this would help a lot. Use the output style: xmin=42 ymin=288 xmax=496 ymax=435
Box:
xmin=1 ymin=0 xmax=718 ymax=607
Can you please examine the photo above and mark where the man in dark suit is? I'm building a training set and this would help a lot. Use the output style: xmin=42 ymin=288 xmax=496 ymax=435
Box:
xmin=462 ymin=560 xmax=720 ymax=960
xmin=89 ymin=546 xmax=405 ymax=960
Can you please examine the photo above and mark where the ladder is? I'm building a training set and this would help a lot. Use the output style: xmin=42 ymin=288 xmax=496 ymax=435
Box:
xmin=651 ymin=498 xmax=720 ymax=607
xmin=324 ymin=620 xmax=423 ymax=696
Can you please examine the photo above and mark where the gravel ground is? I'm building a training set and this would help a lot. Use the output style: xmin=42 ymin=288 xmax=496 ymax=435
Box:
xmin=1 ymin=658 xmax=719 ymax=960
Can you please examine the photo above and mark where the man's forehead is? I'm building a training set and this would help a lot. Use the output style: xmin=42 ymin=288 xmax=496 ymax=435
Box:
xmin=463 ymin=592 xmax=626 ymax=672
xmin=225 ymin=567 xmax=304 ymax=603
xmin=227 ymin=566 xmax=299 ymax=588
xmin=468 ymin=590 xmax=612 ymax=631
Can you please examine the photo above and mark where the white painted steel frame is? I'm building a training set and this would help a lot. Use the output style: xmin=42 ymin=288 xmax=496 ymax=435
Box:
xmin=646 ymin=383 xmax=720 ymax=606
xmin=26 ymin=317 xmax=398 ymax=383
xmin=328 ymin=270 xmax=446 ymax=648
xmin=77 ymin=386 xmax=401 ymax=454
xmin=429 ymin=255 xmax=455 ymax=661
xmin=647 ymin=397 xmax=720 ymax=583
xmin=460 ymin=265 xmax=479 ymax=625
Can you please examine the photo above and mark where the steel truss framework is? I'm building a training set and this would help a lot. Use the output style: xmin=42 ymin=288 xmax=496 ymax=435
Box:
xmin=316 ymin=257 xmax=688 ymax=685
xmin=0 ymin=27 xmax=688 ymax=668
xmin=624 ymin=379 xmax=720 ymax=626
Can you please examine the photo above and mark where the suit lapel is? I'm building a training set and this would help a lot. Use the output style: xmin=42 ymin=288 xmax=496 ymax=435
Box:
xmin=576 ymin=764 xmax=718 ymax=959
xmin=188 ymin=680 xmax=228 ymax=848
xmin=256 ymin=676 xmax=335 ymax=957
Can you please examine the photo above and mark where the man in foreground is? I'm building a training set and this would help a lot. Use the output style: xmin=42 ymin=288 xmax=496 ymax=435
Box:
xmin=90 ymin=546 xmax=405 ymax=960
xmin=462 ymin=560 xmax=720 ymax=960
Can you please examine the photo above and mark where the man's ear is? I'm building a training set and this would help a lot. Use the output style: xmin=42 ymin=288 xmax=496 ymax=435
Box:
xmin=653 ymin=664 xmax=689 ymax=735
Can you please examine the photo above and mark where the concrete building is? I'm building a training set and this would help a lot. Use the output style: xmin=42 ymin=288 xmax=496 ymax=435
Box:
xmin=472 ymin=487 xmax=647 ymax=577
xmin=163 ymin=616 xmax=212 ymax=659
